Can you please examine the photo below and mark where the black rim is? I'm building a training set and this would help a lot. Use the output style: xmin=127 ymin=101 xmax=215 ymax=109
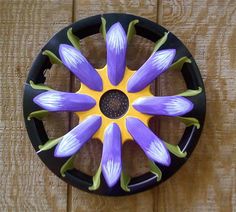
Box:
xmin=23 ymin=13 xmax=206 ymax=196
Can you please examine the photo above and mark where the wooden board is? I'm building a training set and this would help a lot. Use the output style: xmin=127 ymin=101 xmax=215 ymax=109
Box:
xmin=0 ymin=0 xmax=235 ymax=211
xmin=0 ymin=0 xmax=72 ymax=211
xmin=155 ymin=1 xmax=236 ymax=211
xmin=69 ymin=1 xmax=158 ymax=211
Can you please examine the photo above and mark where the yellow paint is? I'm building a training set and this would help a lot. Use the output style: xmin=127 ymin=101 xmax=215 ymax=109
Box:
xmin=75 ymin=66 xmax=153 ymax=143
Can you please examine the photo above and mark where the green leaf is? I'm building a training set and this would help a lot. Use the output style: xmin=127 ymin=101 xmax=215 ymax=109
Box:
xmin=37 ymin=137 xmax=62 ymax=153
xmin=127 ymin=19 xmax=139 ymax=43
xmin=120 ymin=172 xmax=131 ymax=192
xmin=168 ymin=56 xmax=191 ymax=72
xmin=148 ymin=160 xmax=162 ymax=181
xmin=89 ymin=164 xmax=102 ymax=191
xmin=100 ymin=17 xmax=107 ymax=39
xmin=29 ymin=80 xmax=53 ymax=91
xmin=27 ymin=110 xmax=49 ymax=121
xmin=164 ymin=142 xmax=187 ymax=158
xmin=60 ymin=155 xmax=75 ymax=177
xmin=42 ymin=50 xmax=62 ymax=64
xmin=67 ymin=28 xmax=80 ymax=50
xmin=177 ymin=87 xmax=202 ymax=97
xmin=153 ymin=32 xmax=169 ymax=53
xmin=177 ymin=116 xmax=200 ymax=129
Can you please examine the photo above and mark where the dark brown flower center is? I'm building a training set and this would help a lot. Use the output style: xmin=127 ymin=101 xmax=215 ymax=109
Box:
xmin=99 ymin=89 xmax=129 ymax=119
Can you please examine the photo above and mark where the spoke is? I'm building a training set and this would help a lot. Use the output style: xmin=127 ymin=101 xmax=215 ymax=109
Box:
xmin=152 ymin=32 xmax=169 ymax=53
xmin=148 ymin=160 xmax=162 ymax=182
xmin=42 ymin=50 xmax=62 ymax=64
xmin=60 ymin=155 xmax=76 ymax=177
xmin=120 ymin=172 xmax=131 ymax=192
xmin=28 ymin=110 xmax=49 ymax=121
xmin=67 ymin=28 xmax=80 ymax=50
xmin=127 ymin=19 xmax=139 ymax=43
xmin=89 ymin=164 xmax=102 ymax=191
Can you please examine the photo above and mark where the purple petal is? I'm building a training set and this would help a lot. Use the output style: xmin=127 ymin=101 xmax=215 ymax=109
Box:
xmin=54 ymin=115 xmax=101 ymax=157
xmin=106 ymin=22 xmax=127 ymax=85
xmin=127 ymin=49 xmax=176 ymax=92
xmin=133 ymin=96 xmax=193 ymax=116
xmin=101 ymin=123 xmax=122 ymax=187
xmin=126 ymin=117 xmax=171 ymax=166
xmin=59 ymin=44 xmax=103 ymax=91
xmin=33 ymin=90 xmax=96 ymax=112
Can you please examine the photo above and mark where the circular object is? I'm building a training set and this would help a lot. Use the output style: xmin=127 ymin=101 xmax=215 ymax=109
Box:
xmin=23 ymin=13 xmax=206 ymax=196
xmin=99 ymin=89 xmax=129 ymax=119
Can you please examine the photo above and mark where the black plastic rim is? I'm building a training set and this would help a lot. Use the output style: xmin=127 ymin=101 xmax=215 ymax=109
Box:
xmin=23 ymin=13 xmax=206 ymax=196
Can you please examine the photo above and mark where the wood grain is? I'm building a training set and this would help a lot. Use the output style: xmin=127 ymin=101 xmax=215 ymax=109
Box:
xmin=0 ymin=0 xmax=72 ymax=211
xmin=69 ymin=1 xmax=158 ymax=211
xmin=155 ymin=1 xmax=236 ymax=211
xmin=0 ymin=0 xmax=235 ymax=211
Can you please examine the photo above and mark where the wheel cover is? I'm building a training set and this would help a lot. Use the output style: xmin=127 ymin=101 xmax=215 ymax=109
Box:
xmin=23 ymin=13 xmax=206 ymax=196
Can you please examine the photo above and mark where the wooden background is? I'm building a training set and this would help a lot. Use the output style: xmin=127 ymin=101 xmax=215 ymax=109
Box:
xmin=0 ymin=0 xmax=235 ymax=211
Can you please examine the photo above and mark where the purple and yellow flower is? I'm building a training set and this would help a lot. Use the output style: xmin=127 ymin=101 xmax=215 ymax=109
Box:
xmin=30 ymin=19 xmax=199 ymax=191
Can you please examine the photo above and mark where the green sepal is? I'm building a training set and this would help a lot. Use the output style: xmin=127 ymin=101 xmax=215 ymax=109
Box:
xmin=177 ymin=117 xmax=200 ymax=129
xmin=153 ymin=32 xmax=169 ymax=53
xmin=164 ymin=142 xmax=187 ymax=158
xmin=177 ymin=87 xmax=202 ymax=97
xmin=127 ymin=19 xmax=139 ymax=43
xmin=67 ymin=28 xmax=81 ymax=50
xmin=100 ymin=17 xmax=107 ymax=39
xmin=89 ymin=164 xmax=102 ymax=191
xmin=27 ymin=110 xmax=49 ymax=121
xmin=60 ymin=155 xmax=75 ymax=177
xmin=37 ymin=137 xmax=62 ymax=153
xmin=120 ymin=172 xmax=131 ymax=192
xmin=42 ymin=50 xmax=62 ymax=64
xmin=29 ymin=80 xmax=53 ymax=91
xmin=168 ymin=56 xmax=191 ymax=72
xmin=148 ymin=160 xmax=162 ymax=182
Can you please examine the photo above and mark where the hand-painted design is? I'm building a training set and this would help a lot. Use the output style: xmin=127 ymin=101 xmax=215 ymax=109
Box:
xmin=127 ymin=49 xmax=176 ymax=92
xmin=177 ymin=87 xmax=202 ymax=97
xmin=37 ymin=137 xmax=62 ymax=153
xmin=54 ymin=116 xmax=101 ymax=157
xmin=29 ymin=80 xmax=52 ymax=91
xmin=149 ymin=160 xmax=162 ymax=182
xmin=133 ymin=96 xmax=193 ymax=116
xmin=127 ymin=19 xmax=139 ymax=43
xmin=60 ymin=155 xmax=75 ymax=177
xmin=120 ymin=172 xmax=131 ymax=192
xmin=33 ymin=91 xmax=96 ymax=112
xmin=29 ymin=17 xmax=202 ymax=192
xmin=100 ymin=17 xmax=107 ymax=39
xmin=59 ymin=44 xmax=103 ymax=91
xmin=89 ymin=164 xmax=102 ymax=191
xmin=126 ymin=117 xmax=171 ymax=166
xmin=101 ymin=123 xmax=122 ymax=187
xmin=106 ymin=22 xmax=127 ymax=86
xmin=152 ymin=32 xmax=169 ymax=53
xmin=67 ymin=28 xmax=81 ymax=50
xmin=28 ymin=110 xmax=49 ymax=121
xmin=42 ymin=50 xmax=62 ymax=64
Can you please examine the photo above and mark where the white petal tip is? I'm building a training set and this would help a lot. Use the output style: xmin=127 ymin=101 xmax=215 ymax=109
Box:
xmin=146 ymin=140 xmax=171 ymax=166
xmin=102 ymin=160 xmax=121 ymax=187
